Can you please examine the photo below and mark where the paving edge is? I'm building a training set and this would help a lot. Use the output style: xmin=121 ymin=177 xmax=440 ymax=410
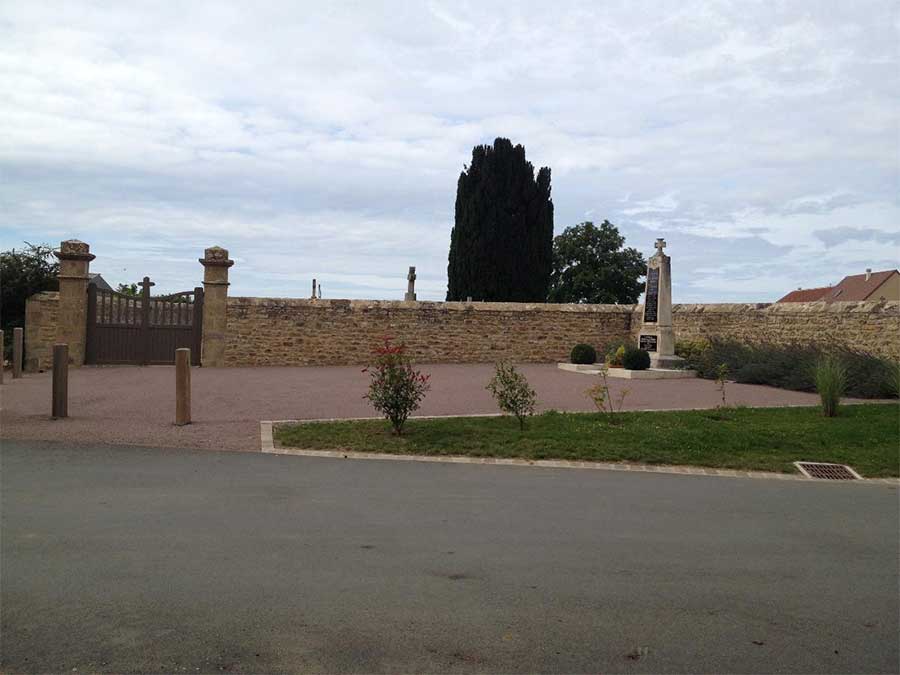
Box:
xmin=259 ymin=420 xmax=900 ymax=485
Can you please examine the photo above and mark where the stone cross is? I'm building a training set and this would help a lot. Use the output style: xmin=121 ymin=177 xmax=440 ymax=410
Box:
xmin=405 ymin=266 xmax=417 ymax=301
xmin=639 ymin=237 xmax=684 ymax=369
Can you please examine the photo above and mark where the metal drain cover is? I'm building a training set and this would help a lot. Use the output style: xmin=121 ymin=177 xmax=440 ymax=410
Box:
xmin=794 ymin=462 xmax=862 ymax=480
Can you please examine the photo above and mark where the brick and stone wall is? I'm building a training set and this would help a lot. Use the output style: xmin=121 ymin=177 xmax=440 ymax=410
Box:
xmin=24 ymin=292 xmax=60 ymax=372
xmin=632 ymin=301 xmax=899 ymax=360
xmin=224 ymin=298 xmax=634 ymax=366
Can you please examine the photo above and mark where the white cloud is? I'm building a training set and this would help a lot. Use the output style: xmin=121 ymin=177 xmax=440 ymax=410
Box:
xmin=1 ymin=0 xmax=897 ymax=302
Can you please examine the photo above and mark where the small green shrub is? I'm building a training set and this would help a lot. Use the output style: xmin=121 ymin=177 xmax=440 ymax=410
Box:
xmin=735 ymin=362 xmax=783 ymax=385
xmin=675 ymin=338 xmax=711 ymax=363
xmin=606 ymin=345 xmax=625 ymax=367
xmin=603 ymin=338 xmax=634 ymax=366
xmin=623 ymin=347 xmax=651 ymax=371
xmin=814 ymin=356 xmax=848 ymax=417
xmin=487 ymin=362 xmax=537 ymax=430
xmin=570 ymin=343 xmax=597 ymax=364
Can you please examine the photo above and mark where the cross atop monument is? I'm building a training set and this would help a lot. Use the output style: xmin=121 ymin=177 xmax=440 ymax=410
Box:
xmin=654 ymin=238 xmax=666 ymax=254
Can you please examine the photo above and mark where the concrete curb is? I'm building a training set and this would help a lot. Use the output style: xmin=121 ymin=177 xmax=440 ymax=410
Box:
xmin=260 ymin=419 xmax=900 ymax=486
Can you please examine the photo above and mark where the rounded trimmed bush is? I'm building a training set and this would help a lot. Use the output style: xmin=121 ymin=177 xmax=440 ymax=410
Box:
xmin=623 ymin=347 xmax=651 ymax=371
xmin=570 ymin=343 xmax=597 ymax=365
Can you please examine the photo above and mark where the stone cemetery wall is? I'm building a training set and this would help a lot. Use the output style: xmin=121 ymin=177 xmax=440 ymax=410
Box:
xmin=23 ymin=290 xmax=899 ymax=369
xmin=631 ymin=301 xmax=900 ymax=360
xmin=224 ymin=297 xmax=634 ymax=366
xmin=24 ymin=291 xmax=60 ymax=372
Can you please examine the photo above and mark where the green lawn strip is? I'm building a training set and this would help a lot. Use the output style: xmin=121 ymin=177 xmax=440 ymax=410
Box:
xmin=274 ymin=404 xmax=900 ymax=478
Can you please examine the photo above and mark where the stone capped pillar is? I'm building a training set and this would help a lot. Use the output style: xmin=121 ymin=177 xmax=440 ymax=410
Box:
xmin=53 ymin=240 xmax=95 ymax=366
xmin=199 ymin=246 xmax=234 ymax=367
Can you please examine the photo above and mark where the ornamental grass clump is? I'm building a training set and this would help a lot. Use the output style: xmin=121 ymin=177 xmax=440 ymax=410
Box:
xmin=814 ymin=355 xmax=848 ymax=417
xmin=487 ymin=362 xmax=537 ymax=430
xmin=363 ymin=337 xmax=430 ymax=435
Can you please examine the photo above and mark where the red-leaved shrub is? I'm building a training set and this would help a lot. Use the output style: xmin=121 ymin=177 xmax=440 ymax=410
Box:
xmin=363 ymin=337 xmax=430 ymax=435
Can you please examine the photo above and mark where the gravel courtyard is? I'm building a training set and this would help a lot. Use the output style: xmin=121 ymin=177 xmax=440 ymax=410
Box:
xmin=1 ymin=363 xmax=846 ymax=453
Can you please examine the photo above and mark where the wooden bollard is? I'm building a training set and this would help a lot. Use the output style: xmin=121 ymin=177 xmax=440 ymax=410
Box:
xmin=12 ymin=327 xmax=23 ymax=379
xmin=52 ymin=344 xmax=68 ymax=419
xmin=175 ymin=348 xmax=191 ymax=426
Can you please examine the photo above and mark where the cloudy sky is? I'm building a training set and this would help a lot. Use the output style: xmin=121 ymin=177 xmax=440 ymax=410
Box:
xmin=1 ymin=1 xmax=897 ymax=302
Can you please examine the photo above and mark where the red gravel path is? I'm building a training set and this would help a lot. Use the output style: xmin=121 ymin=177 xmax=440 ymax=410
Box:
xmin=1 ymin=364 xmax=836 ymax=453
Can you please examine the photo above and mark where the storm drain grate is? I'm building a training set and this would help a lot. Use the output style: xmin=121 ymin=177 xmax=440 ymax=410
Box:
xmin=794 ymin=462 xmax=862 ymax=480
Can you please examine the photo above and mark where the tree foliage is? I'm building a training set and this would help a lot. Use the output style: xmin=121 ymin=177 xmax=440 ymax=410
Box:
xmin=447 ymin=138 xmax=553 ymax=301
xmin=117 ymin=283 xmax=139 ymax=296
xmin=1 ymin=243 xmax=59 ymax=353
xmin=548 ymin=220 xmax=645 ymax=304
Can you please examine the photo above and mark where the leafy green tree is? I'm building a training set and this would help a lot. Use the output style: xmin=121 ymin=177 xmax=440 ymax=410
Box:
xmin=1 ymin=243 xmax=59 ymax=358
xmin=117 ymin=283 xmax=139 ymax=296
xmin=548 ymin=220 xmax=646 ymax=304
xmin=447 ymin=138 xmax=553 ymax=301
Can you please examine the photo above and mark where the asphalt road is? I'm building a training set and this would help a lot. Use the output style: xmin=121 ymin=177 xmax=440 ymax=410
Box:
xmin=2 ymin=440 xmax=898 ymax=674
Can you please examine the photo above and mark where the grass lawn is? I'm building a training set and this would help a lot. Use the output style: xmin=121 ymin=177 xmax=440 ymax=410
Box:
xmin=275 ymin=404 xmax=900 ymax=477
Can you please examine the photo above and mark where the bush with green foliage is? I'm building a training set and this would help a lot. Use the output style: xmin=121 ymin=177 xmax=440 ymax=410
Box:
xmin=675 ymin=338 xmax=897 ymax=399
xmin=603 ymin=338 xmax=634 ymax=366
xmin=623 ymin=347 xmax=651 ymax=371
xmin=570 ymin=343 xmax=597 ymax=364
xmin=363 ymin=337 xmax=431 ymax=435
xmin=486 ymin=362 xmax=537 ymax=430
xmin=446 ymin=138 xmax=553 ymax=302
xmin=1 ymin=243 xmax=59 ymax=361
xmin=814 ymin=356 xmax=848 ymax=417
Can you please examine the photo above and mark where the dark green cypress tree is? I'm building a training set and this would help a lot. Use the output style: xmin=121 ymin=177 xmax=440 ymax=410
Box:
xmin=446 ymin=138 xmax=553 ymax=301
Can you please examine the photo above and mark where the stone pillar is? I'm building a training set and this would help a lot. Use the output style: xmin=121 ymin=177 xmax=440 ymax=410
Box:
xmin=405 ymin=266 xmax=417 ymax=301
xmin=199 ymin=246 xmax=234 ymax=367
xmin=53 ymin=240 xmax=95 ymax=367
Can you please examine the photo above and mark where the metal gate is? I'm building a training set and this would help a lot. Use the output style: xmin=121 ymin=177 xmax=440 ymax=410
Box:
xmin=85 ymin=277 xmax=203 ymax=365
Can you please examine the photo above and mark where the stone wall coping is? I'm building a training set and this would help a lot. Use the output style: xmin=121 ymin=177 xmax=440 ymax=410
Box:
xmin=28 ymin=291 xmax=60 ymax=301
xmin=228 ymin=297 xmax=637 ymax=313
xmin=629 ymin=300 xmax=899 ymax=315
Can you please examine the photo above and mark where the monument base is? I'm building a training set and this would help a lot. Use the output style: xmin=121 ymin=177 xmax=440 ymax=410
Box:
xmin=650 ymin=353 xmax=686 ymax=369
xmin=556 ymin=363 xmax=697 ymax=379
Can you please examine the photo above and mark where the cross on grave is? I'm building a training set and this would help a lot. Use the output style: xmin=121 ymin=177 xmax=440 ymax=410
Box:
xmin=405 ymin=266 xmax=417 ymax=301
xmin=654 ymin=238 xmax=666 ymax=255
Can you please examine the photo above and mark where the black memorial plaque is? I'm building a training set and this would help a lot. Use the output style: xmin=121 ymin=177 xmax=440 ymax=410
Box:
xmin=639 ymin=334 xmax=658 ymax=352
xmin=643 ymin=267 xmax=660 ymax=323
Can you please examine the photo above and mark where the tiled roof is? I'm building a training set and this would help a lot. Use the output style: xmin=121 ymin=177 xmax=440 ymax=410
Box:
xmin=825 ymin=269 xmax=898 ymax=302
xmin=776 ymin=286 xmax=830 ymax=303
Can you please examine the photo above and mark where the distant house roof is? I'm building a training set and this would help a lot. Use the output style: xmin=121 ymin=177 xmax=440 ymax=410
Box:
xmin=777 ymin=286 xmax=830 ymax=303
xmin=88 ymin=273 xmax=113 ymax=292
xmin=824 ymin=269 xmax=898 ymax=302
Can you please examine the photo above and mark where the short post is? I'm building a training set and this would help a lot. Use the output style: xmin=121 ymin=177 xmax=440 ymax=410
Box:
xmin=52 ymin=344 xmax=68 ymax=418
xmin=0 ymin=329 xmax=4 ymax=384
xmin=12 ymin=327 xmax=23 ymax=379
xmin=175 ymin=348 xmax=191 ymax=426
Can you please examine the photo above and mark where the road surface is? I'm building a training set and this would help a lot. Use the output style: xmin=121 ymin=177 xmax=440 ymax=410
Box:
xmin=2 ymin=440 xmax=897 ymax=673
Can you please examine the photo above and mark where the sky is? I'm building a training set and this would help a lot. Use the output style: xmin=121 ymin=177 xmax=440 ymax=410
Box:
xmin=1 ymin=0 xmax=898 ymax=302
